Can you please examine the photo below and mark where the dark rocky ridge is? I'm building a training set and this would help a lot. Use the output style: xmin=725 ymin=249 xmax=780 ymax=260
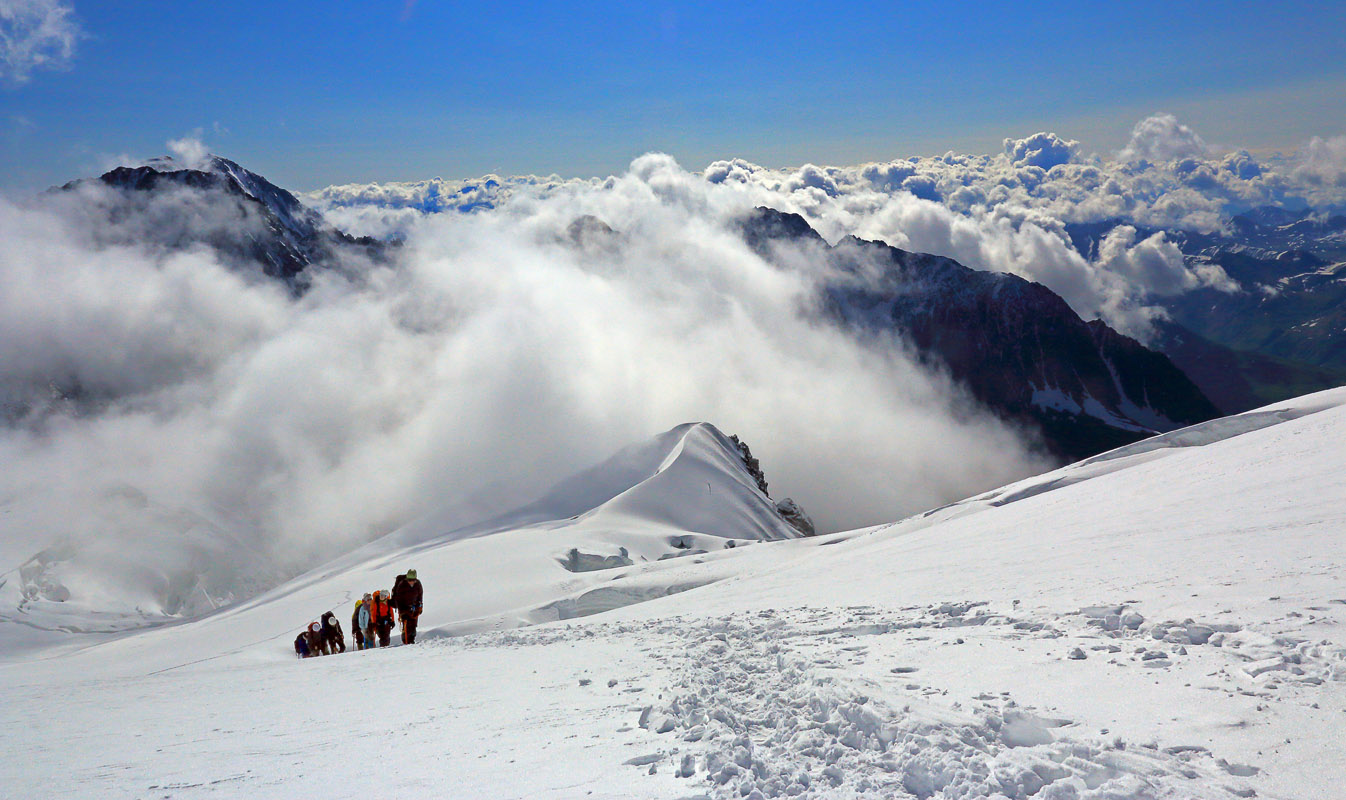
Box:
xmin=61 ymin=155 xmax=384 ymax=284
xmin=743 ymin=207 xmax=1221 ymax=462
xmin=4 ymin=156 xmax=388 ymax=421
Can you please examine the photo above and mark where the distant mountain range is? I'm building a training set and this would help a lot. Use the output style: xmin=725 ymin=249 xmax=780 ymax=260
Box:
xmin=1067 ymin=209 xmax=1346 ymax=411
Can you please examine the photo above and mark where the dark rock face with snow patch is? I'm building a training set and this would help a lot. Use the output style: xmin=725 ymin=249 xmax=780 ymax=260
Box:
xmin=774 ymin=498 xmax=816 ymax=537
xmin=728 ymin=432 xmax=817 ymax=536
xmin=60 ymin=155 xmax=384 ymax=284
xmin=728 ymin=434 xmax=769 ymax=496
xmin=742 ymin=207 xmax=1221 ymax=461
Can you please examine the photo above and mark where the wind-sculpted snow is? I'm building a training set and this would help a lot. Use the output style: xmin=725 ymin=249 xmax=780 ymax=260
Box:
xmin=972 ymin=393 xmax=1342 ymax=510
xmin=1077 ymin=399 xmax=1340 ymax=465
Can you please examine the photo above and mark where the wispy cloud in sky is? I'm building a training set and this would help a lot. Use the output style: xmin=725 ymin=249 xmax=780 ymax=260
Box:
xmin=167 ymin=132 xmax=211 ymax=169
xmin=0 ymin=0 xmax=80 ymax=85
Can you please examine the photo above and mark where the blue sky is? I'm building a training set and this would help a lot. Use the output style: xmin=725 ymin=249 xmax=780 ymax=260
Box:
xmin=2 ymin=1 xmax=1345 ymax=191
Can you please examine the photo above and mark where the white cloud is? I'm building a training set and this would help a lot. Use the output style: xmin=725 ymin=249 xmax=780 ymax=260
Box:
xmin=1118 ymin=113 xmax=1209 ymax=163
xmin=0 ymin=157 xmax=1056 ymax=615
xmin=0 ymin=0 xmax=80 ymax=85
xmin=1097 ymin=226 xmax=1196 ymax=296
xmin=1293 ymin=135 xmax=1346 ymax=188
xmin=1004 ymin=132 xmax=1079 ymax=168
xmin=313 ymin=115 xmax=1346 ymax=338
xmin=167 ymin=134 xmax=212 ymax=171
xmin=306 ymin=173 xmax=582 ymax=239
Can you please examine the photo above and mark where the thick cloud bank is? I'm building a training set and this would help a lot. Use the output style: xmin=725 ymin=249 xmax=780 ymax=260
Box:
xmin=0 ymin=155 xmax=1052 ymax=620
xmin=315 ymin=115 xmax=1346 ymax=341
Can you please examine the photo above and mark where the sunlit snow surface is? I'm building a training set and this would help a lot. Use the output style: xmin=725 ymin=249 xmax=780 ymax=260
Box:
xmin=4 ymin=391 xmax=1346 ymax=798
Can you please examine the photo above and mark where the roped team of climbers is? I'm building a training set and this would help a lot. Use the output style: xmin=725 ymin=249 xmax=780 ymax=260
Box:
xmin=294 ymin=569 xmax=422 ymax=659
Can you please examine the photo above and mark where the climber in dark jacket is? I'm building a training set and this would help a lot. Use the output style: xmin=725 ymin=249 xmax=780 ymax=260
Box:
xmin=320 ymin=610 xmax=345 ymax=654
xmin=294 ymin=632 xmax=310 ymax=658
xmin=304 ymin=620 xmax=327 ymax=656
xmin=391 ymin=569 xmax=424 ymax=644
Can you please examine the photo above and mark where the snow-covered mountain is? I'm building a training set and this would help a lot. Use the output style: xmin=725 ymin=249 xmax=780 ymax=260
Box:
xmin=257 ymin=422 xmax=809 ymax=636
xmin=4 ymin=389 xmax=1344 ymax=798
xmin=745 ymin=207 xmax=1221 ymax=461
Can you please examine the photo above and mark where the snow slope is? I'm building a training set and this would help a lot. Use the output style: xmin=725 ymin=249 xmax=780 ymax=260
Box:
xmin=4 ymin=391 xmax=1346 ymax=799
xmin=0 ymin=421 xmax=798 ymax=668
